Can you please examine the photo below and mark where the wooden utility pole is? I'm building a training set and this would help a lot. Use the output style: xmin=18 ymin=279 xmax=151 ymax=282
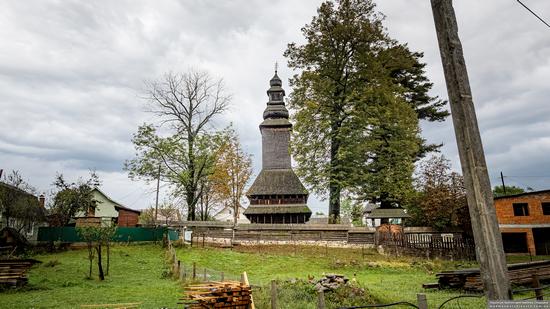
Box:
xmin=500 ymin=172 xmax=507 ymax=195
xmin=430 ymin=0 xmax=511 ymax=300
xmin=155 ymin=163 xmax=161 ymax=225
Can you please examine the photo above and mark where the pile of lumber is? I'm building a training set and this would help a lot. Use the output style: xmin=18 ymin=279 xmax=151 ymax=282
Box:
xmin=436 ymin=260 xmax=550 ymax=291
xmin=0 ymin=259 xmax=40 ymax=287
xmin=179 ymin=281 xmax=252 ymax=308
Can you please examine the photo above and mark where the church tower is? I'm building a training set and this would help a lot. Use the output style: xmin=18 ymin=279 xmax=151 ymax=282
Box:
xmin=244 ymin=70 xmax=312 ymax=224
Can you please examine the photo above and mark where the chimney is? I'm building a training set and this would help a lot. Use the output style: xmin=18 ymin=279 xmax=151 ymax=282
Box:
xmin=39 ymin=194 xmax=45 ymax=208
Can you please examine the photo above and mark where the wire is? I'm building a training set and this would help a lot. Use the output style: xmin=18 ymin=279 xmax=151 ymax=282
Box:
xmin=516 ymin=0 xmax=550 ymax=29
xmin=504 ymin=175 xmax=550 ymax=178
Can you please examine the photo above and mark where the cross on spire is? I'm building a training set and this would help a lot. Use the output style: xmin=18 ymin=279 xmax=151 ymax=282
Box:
xmin=274 ymin=61 xmax=278 ymax=74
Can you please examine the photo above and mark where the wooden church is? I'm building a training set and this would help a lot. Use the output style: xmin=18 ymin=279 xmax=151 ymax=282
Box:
xmin=243 ymin=71 xmax=312 ymax=224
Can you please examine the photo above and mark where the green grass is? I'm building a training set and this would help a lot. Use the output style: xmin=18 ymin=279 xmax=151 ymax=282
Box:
xmin=175 ymin=245 xmax=488 ymax=309
xmin=1 ymin=244 xmax=182 ymax=308
xmin=2 ymin=243 xmax=546 ymax=309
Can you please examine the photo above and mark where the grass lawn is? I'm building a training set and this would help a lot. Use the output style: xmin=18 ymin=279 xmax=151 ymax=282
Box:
xmin=2 ymin=243 xmax=546 ymax=309
xmin=175 ymin=245 xmax=488 ymax=309
xmin=1 ymin=244 xmax=181 ymax=308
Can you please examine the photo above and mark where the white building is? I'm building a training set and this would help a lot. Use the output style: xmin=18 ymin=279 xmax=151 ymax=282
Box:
xmin=213 ymin=205 xmax=250 ymax=224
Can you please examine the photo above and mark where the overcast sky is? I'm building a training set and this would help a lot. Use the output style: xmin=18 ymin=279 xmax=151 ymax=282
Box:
xmin=1 ymin=0 xmax=549 ymax=213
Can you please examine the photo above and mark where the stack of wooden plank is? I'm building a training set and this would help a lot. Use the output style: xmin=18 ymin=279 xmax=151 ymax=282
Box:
xmin=436 ymin=260 xmax=550 ymax=291
xmin=179 ymin=281 xmax=252 ymax=308
xmin=0 ymin=259 xmax=40 ymax=287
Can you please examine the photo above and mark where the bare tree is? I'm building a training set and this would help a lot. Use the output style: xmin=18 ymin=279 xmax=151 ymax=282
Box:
xmin=126 ymin=70 xmax=230 ymax=221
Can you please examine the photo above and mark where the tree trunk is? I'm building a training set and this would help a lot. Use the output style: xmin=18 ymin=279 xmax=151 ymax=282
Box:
xmin=96 ymin=244 xmax=105 ymax=281
xmin=88 ymin=242 xmax=93 ymax=278
xmin=329 ymin=122 xmax=341 ymax=223
xmin=187 ymin=122 xmax=197 ymax=221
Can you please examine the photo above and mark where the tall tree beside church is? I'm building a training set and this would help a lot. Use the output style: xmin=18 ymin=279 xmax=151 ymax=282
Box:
xmin=125 ymin=70 xmax=230 ymax=220
xmin=210 ymin=128 xmax=253 ymax=224
xmin=285 ymin=0 xmax=447 ymax=221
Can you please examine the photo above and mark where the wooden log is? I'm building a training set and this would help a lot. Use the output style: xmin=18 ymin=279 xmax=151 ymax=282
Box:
xmin=317 ymin=291 xmax=326 ymax=309
xmin=271 ymin=280 xmax=278 ymax=309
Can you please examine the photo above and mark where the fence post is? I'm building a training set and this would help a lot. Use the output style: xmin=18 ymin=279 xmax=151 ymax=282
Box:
xmin=532 ymin=273 xmax=543 ymax=300
xmin=203 ymin=268 xmax=207 ymax=281
xmin=181 ymin=264 xmax=186 ymax=281
xmin=417 ymin=293 xmax=428 ymax=309
xmin=202 ymin=233 xmax=205 ymax=248
xmin=192 ymin=262 xmax=196 ymax=280
xmin=177 ymin=260 xmax=181 ymax=279
xmin=271 ymin=280 xmax=278 ymax=309
xmin=317 ymin=291 xmax=326 ymax=309
xmin=221 ymin=271 xmax=224 ymax=281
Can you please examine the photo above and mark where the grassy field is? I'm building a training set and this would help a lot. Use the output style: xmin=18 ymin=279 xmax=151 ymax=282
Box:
xmin=175 ymin=244 xmax=488 ymax=309
xmin=1 ymin=244 xmax=181 ymax=308
xmin=1 ymin=243 xmax=546 ymax=308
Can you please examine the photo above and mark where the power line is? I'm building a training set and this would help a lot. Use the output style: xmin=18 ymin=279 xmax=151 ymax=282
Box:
xmin=516 ymin=0 xmax=550 ymax=29
xmin=507 ymin=176 xmax=550 ymax=178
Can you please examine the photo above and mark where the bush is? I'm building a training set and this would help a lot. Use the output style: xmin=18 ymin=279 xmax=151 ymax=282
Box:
xmin=253 ymin=279 xmax=374 ymax=309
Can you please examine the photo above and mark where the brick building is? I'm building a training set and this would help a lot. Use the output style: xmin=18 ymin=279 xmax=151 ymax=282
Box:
xmin=115 ymin=205 xmax=141 ymax=227
xmin=494 ymin=190 xmax=550 ymax=255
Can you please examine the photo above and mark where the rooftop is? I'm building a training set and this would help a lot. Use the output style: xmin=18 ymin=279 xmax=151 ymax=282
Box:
xmin=246 ymin=169 xmax=308 ymax=196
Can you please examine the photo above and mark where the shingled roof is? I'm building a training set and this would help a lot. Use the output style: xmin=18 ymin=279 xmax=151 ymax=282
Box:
xmin=246 ymin=169 xmax=308 ymax=196
xmin=366 ymin=207 xmax=410 ymax=219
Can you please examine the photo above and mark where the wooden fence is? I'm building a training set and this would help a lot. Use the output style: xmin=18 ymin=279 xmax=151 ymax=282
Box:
xmin=377 ymin=232 xmax=476 ymax=260
xmin=183 ymin=223 xmax=475 ymax=260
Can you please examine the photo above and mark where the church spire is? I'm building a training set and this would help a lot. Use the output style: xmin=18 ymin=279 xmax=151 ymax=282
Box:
xmin=263 ymin=69 xmax=289 ymax=122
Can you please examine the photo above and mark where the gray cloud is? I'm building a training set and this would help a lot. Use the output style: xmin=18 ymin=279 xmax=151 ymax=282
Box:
xmin=1 ymin=0 xmax=550 ymax=212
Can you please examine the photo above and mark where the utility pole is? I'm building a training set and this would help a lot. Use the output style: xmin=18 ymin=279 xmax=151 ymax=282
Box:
xmin=431 ymin=0 xmax=511 ymax=300
xmin=500 ymin=172 xmax=507 ymax=195
xmin=155 ymin=163 xmax=161 ymax=226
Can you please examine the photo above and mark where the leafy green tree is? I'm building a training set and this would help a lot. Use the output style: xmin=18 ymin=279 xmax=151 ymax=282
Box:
xmin=125 ymin=70 xmax=230 ymax=221
xmin=209 ymin=127 xmax=253 ymax=224
xmin=346 ymin=92 xmax=421 ymax=209
xmin=139 ymin=207 xmax=156 ymax=226
xmin=49 ymin=172 xmax=100 ymax=227
xmin=493 ymin=185 xmax=525 ymax=198
xmin=0 ymin=170 xmax=44 ymax=233
xmin=76 ymin=225 xmax=117 ymax=280
xmin=340 ymin=198 xmax=364 ymax=226
xmin=285 ymin=0 xmax=447 ymax=221
xmin=407 ymin=155 xmax=471 ymax=233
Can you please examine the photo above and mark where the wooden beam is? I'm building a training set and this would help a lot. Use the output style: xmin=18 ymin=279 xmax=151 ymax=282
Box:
xmin=430 ymin=0 xmax=511 ymax=300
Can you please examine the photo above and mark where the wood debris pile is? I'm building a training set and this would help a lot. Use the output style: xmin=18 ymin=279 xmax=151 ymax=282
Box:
xmin=179 ymin=281 xmax=252 ymax=308
xmin=436 ymin=260 xmax=550 ymax=291
xmin=314 ymin=274 xmax=349 ymax=292
xmin=0 ymin=259 xmax=40 ymax=286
